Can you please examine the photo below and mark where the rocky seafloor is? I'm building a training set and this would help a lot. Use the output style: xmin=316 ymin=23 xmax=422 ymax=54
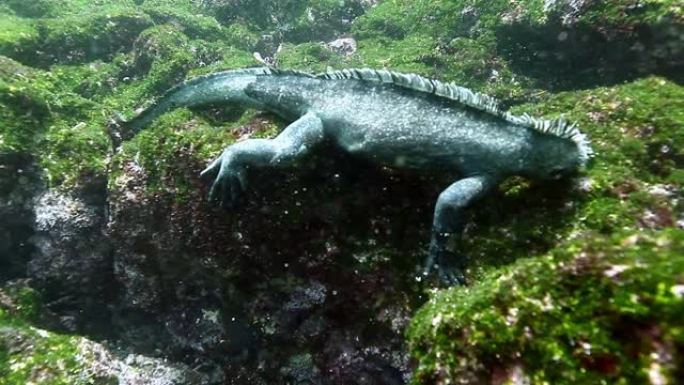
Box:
xmin=0 ymin=0 xmax=683 ymax=384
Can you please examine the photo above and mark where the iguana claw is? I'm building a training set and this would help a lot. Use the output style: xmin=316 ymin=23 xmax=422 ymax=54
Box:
xmin=424 ymin=244 xmax=467 ymax=286
xmin=202 ymin=152 xmax=247 ymax=208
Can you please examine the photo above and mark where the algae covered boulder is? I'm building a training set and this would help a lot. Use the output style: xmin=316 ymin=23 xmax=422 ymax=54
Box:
xmin=352 ymin=0 xmax=684 ymax=93
xmin=204 ymin=0 xmax=371 ymax=42
xmin=0 ymin=282 xmax=208 ymax=384
xmin=408 ymin=230 xmax=684 ymax=384
xmin=0 ymin=0 xmax=683 ymax=384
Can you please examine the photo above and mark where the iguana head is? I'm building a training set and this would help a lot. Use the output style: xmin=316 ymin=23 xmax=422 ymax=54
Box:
xmin=525 ymin=133 xmax=586 ymax=181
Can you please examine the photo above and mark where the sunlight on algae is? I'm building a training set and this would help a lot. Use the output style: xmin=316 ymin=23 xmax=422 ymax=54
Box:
xmin=0 ymin=0 xmax=682 ymax=383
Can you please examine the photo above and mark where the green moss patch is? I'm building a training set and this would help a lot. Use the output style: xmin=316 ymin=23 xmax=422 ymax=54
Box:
xmin=2 ymin=0 xmax=61 ymax=18
xmin=0 ymin=15 xmax=38 ymax=50
xmin=408 ymin=229 xmax=684 ymax=384
xmin=142 ymin=8 xmax=226 ymax=41
xmin=3 ymin=10 xmax=153 ymax=68
xmin=0 ymin=283 xmax=88 ymax=385
xmin=0 ymin=67 xmax=52 ymax=154
xmin=276 ymin=42 xmax=362 ymax=72
xmin=0 ymin=314 xmax=88 ymax=385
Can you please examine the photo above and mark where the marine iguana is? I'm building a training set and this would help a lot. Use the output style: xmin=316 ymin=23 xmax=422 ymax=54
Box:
xmin=111 ymin=67 xmax=593 ymax=285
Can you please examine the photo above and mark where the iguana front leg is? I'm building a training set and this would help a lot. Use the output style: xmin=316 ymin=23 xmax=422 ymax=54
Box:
xmin=200 ymin=112 xmax=325 ymax=207
xmin=425 ymin=175 xmax=496 ymax=285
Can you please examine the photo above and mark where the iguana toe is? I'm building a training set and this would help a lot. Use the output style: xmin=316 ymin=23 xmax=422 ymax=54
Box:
xmin=208 ymin=178 xmax=221 ymax=203
xmin=424 ymin=247 xmax=467 ymax=286
xmin=200 ymin=156 xmax=221 ymax=179
xmin=437 ymin=264 xmax=466 ymax=286
xmin=206 ymin=170 xmax=246 ymax=208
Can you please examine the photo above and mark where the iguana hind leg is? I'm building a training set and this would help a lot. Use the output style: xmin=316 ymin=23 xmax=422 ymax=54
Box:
xmin=425 ymin=175 xmax=496 ymax=285
xmin=200 ymin=112 xmax=325 ymax=207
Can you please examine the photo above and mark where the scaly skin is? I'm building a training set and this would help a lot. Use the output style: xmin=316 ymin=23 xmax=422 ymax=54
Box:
xmin=113 ymin=67 xmax=590 ymax=285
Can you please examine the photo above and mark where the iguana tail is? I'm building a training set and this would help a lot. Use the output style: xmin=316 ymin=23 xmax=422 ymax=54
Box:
xmin=108 ymin=68 xmax=274 ymax=149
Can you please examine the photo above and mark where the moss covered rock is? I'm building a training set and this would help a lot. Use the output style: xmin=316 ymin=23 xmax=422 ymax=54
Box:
xmin=1 ymin=0 xmax=63 ymax=18
xmin=3 ymin=11 xmax=153 ymax=68
xmin=408 ymin=230 xmax=684 ymax=384
xmin=206 ymin=0 xmax=369 ymax=42
xmin=0 ymin=58 xmax=51 ymax=154
xmin=352 ymin=0 xmax=684 ymax=92
xmin=0 ymin=0 xmax=683 ymax=384
xmin=0 ymin=282 xmax=208 ymax=385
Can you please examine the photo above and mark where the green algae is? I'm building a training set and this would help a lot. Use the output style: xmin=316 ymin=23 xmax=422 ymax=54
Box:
xmin=0 ymin=0 xmax=682 ymax=383
xmin=0 ymin=76 xmax=51 ymax=154
xmin=0 ymin=1 xmax=259 ymax=188
xmin=2 ymin=0 xmax=59 ymax=18
xmin=0 ymin=15 xmax=37 ymax=52
xmin=577 ymin=0 xmax=684 ymax=25
xmin=0 ymin=316 xmax=87 ymax=385
xmin=408 ymin=229 xmax=684 ymax=384
xmin=512 ymin=77 xmax=684 ymax=184
xmin=208 ymin=0 xmax=366 ymax=43
xmin=142 ymin=8 xmax=227 ymax=42
xmin=276 ymin=42 xmax=361 ymax=72
xmin=0 ymin=284 xmax=91 ymax=385
xmin=9 ymin=11 xmax=153 ymax=68
xmin=109 ymin=107 xmax=287 ymax=199
xmin=0 ymin=58 xmax=112 ymax=186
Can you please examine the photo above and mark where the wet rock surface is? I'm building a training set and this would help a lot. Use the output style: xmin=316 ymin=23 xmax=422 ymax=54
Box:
xmin=102 ymin=152 xmax=430 ymax=383
xmin=0 ymin=0 xmax=683 ymax=384
xmin=0 ymin=154 xmax=42 ymax=281
xmin=0 ymin=280 xmax=209 ymax=385
xmin=28 ymin=186 xmax=113 ymax=334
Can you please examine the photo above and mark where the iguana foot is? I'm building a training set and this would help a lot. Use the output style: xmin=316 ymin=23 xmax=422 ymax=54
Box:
xmin=423 ymin=247 xmax=467 ymax=286
xmin=210 ymin=169 xmax=247 ymax=208
xmin=201 ymin=152 xmax=247 ymax=208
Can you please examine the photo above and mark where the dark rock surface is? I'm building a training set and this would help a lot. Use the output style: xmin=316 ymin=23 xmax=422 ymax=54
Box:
xmin=1 ymin=0 xmax=682 ymax=384
xmin=0 ymin=154 xmax=42 ymax=281
xmin=102 ymin=153 xmax=429 ymax=384
xmin=28 ymin=185 xmax=113 ymax=334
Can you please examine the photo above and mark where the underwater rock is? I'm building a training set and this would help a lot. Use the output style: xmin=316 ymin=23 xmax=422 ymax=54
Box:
xmin=497 ymin=0 xmax=684 ymax=88
xmin=408 ymin=231 xmax=684 ymax=384
xmin=131 ymin=25 xmax=191 ymax=75
xmin=203 ymin=0 xmax=371 ymax=43
xmin=0 ymin=154 xmax=41 ymax=281
xmin=542 ymin=0 xmax=592 ymax=26
xmin=1 ymin=1 xmax=682 ymax=384
xmin=2 ymin=0 xmax=60 ymax=18
xmin=103 ymin=145 xmax=426 ymax=383
xmin=5 ymin=12 xmax=153 ymax=68
xmin=0 ymin=325 xmax=207 ymax=384
xmin=326 ymin=37 xmax=357 ymax=56
xmin=27 ymin=188 xmax=112 ymax=333
xmin=284 ymin=280 xmax=327 ymax=311
xmin=0 ymin=280 xmax=209 ymax=384
xmin=280 ymin=353 xmax=321 ymax=384
xmin=85 ymin=348 xmax=209 ymax=385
